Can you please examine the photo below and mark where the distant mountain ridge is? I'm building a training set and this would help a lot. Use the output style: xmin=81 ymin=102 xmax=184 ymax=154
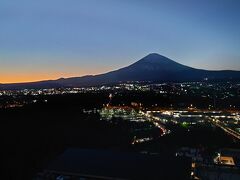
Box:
xmin=1 ymin=53 xmax=240 ymax=90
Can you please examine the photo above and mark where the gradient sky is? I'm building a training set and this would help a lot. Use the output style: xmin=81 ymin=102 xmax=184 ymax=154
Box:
xmin=1 ymin=0 xmax=240 ymax=83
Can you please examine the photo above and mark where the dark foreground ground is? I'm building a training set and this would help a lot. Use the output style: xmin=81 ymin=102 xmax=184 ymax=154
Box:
xmin=1 ymin=93 xmax=240 ymax=179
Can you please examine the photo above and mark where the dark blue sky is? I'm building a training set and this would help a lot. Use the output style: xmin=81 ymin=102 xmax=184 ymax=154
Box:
xmin=1 ymin=0 xmax=240 ymax=82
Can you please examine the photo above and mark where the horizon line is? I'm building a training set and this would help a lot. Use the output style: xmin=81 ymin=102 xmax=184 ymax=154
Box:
xmin=1 ymin=53 xmax=240 ymax=84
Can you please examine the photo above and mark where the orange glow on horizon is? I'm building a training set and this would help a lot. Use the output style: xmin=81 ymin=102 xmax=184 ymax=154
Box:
xmin=0 ymin=66 xmax=117 ymax=84
xmin=0 ymin=73 xmax=77 ymax=84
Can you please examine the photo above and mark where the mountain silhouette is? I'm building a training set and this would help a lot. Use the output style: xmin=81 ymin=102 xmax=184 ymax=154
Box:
xmin=1 ymin=53 xmax=240 ymax=89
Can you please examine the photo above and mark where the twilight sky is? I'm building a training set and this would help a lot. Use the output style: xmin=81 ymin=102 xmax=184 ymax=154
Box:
xmin=1 ymin=0 xmax=240 ymax=83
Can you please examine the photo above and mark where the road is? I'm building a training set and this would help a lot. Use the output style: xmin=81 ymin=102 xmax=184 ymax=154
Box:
xmin=209 ymin=118 xmax=240 ymax=140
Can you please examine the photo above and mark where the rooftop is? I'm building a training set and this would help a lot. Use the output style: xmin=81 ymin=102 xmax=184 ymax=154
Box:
xmin=44 ymin=148 xmax=191 ymax=179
